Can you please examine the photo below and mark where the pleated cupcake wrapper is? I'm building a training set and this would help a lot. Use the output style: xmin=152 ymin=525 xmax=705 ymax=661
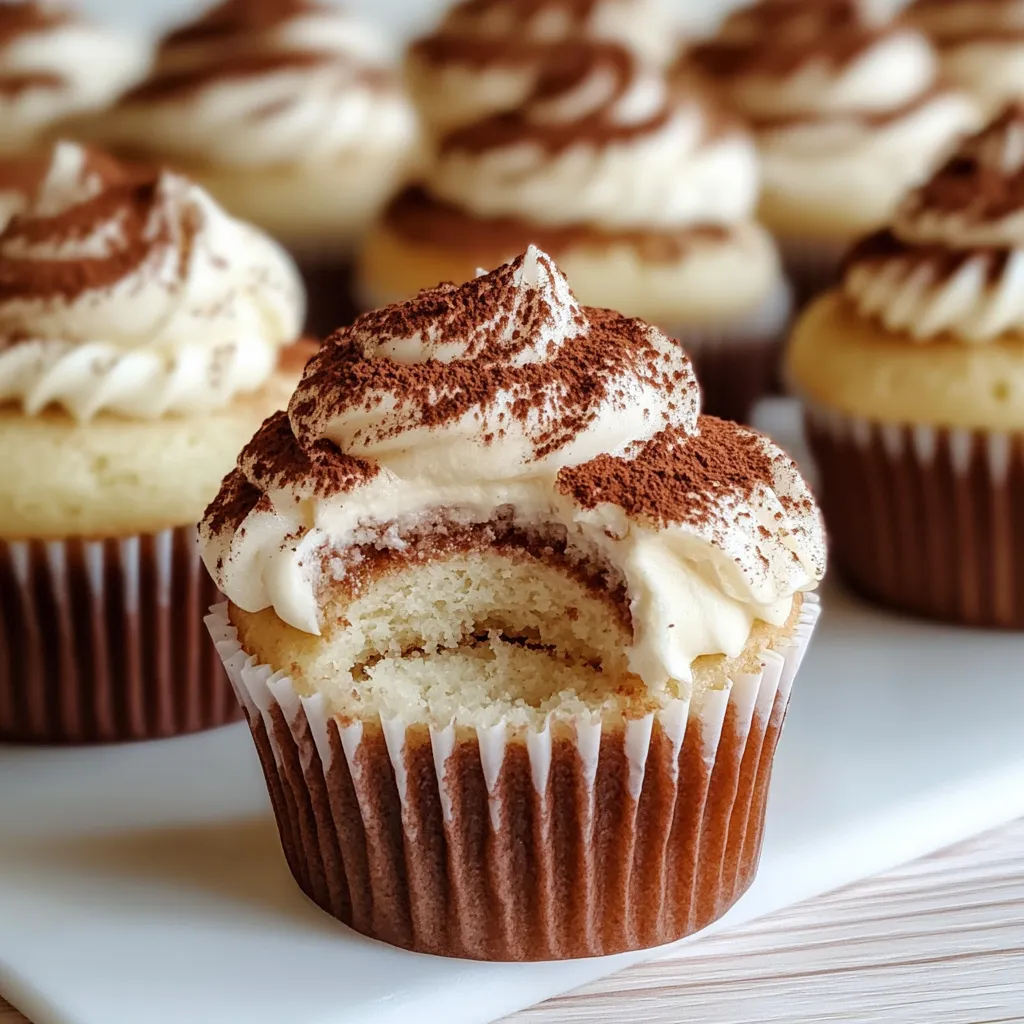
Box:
xmin=806 ymin=405 xmax=1024 ymax=627
xmin=0 ymin=526 xmax=237 ymax=744
xmin=206 ymin=595 xmax=820 ymax=961
xmin=669 ymin=275 xmax=793 ymax=424
xmin=778 ymin=236 xmax=847 ymax=309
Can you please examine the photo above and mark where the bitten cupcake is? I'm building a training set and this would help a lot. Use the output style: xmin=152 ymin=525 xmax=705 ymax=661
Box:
xmin=689 ymin=0 xmax=978 ymax=303
xmin=0 ymin=1 xmax=147 ymax=158
xmin=406 ymin=0 xmax=678 ymax=136
xmin=202 ymin=246 xmax=825 ymax=961
xmin=0 ymin=142 xmax=308 ymax=743
xmin=363 ymin=42 xmax=790 ymax=422
xmin=788 ymin=105 xmax=1024 ymax=627
xmin=907 ymin=0 xmax=1024 ymax=117
xmin=72 ymin=0 xmax=418 ymax=339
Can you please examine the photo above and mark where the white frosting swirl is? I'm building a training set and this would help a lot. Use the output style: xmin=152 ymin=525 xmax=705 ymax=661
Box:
xmin=844 ymin=106 xmax=1024 ymax=342
xmin=0 ymin=142 xmax=304 ymax=420
xmin=0 ymin=3 xmax=149 ymax=154
xmin=406 ymin=0 xmax=678 ymax=133
xmin=428 ymin=45 xmax=759 ymax=231
xmin=201 ymin=247 xmax=825 ymax=687
xmin=89 ymin=1 xmax=416 ymax=170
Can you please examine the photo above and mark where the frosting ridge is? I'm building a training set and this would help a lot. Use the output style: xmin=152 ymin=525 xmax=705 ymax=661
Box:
xmin=0 ymin=142 xmax=304 ymax=420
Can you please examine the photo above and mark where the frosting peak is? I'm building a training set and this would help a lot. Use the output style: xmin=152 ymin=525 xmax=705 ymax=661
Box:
xmin=845 ymin=104 xmax=1024 ymax=340
xmin=428 ymin=42 xmax=758 ymax=231
xmin=0 ymin=1 xmax=148 ymax=153
xmin=0 ymin=142 xmax=303 ymax=420
xmin=90 ymin=0 xmax=414 ymax=170
xmin=201 ymin=248 xmax=825 ymax=685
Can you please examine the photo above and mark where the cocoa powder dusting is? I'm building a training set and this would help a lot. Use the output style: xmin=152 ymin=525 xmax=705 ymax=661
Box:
xmin=557 ymin=415 xmax=779 ymax=529
xmin=0 ymin=2 xmax=70 ymax=52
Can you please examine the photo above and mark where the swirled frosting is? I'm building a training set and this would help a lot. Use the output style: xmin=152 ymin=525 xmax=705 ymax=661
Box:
xmin=907 ymin=0 xmax=1024 ymax=116
xmin=0 ymin=1 xmax=148 ymax=154
xmin=844 ymin=104 xmax=1024 ymax=341
xmin=406 ymin=0 xmax=678 ymax=133
xmin=201 ymin=247 xmax=825 ymax=687
xmin=88 ymin=0 xmax=416 ymax=170
xmin=426 ymin=43 xmax=759 ymax=231
xmin=0 ymin=142 xmax=304 ymax=420
xmin=690 ymin=0 xmax=977 ymax=229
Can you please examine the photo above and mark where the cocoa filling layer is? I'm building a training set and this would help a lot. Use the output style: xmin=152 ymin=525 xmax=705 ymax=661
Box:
xmin=383 ymin=187 xmax=733 ymax=263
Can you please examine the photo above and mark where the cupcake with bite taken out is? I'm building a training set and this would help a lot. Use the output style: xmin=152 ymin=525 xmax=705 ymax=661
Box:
xmin=70 ymin=0 xmax=418 ymax=340
xmin=0 ymin=142 xmax=308 ymax=743
xmin=788 ymin=104 xmax=1024 ymax=627
xmin=689 ymin=0 xmax=978 ymax=304
xmin=0 ymin=1 xmax=147 ymax=158
xmin=202 ymin=245 xmax=825 ymax=960
xmin=363 ymin=42 xmax=791 ymax=423
xmin=406 ymin=0 xmax=679 ymax=137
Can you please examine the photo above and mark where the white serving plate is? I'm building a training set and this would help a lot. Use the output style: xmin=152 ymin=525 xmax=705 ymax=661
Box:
xmin=3 ymin=404 xmax=1024 ymax=1024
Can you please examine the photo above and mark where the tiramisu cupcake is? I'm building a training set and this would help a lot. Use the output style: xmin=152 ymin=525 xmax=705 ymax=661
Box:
xmin=788 ymin=105 xmax=1024 ymax=627
xmin=72 ymin=0 xmax=418 ymax=339
xmin=0 ymin=142 xmax=307 ymax=743
xmin=406 ymin=0 xmax=678 ymax=136
xmin=0 ymin=1 xmax=147 ymax=157
xmin=363 ymin=43 xmax=791 ymax=422
xmin=907 ymin=0 xmax=1024 ymax=117
xmin=202 ymin=246 xmax=825 ymax=960
xmin=689 ymin=0 xmax=978 ymax=303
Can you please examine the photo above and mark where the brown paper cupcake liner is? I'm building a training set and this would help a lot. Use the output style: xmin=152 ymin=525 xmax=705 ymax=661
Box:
xmin=806 ymin=407 xmax=1024 ymax=627
xmin=778 ymin=236 xmax=847 ymax=311
xmin=206 ymin=596 xmax=819 ymax=961
xmin=0 ymin=526 xmax=238 ymax=744
xmin=671 ymin=276 xmax=793 ymax=424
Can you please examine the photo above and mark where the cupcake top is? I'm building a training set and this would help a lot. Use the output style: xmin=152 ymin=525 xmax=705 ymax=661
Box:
xmin=689 ymin=0 xmax=977 ymax=234
xmin=907 ymin=0 xmax=1024 ymax=115
xmin=201 ymin=246 xmax=825 ymax=688
xmin=84 ymin=0 xmax=416 ymax=171
xmin=407 ymin=0 xmax=678 ymax=134
xmin=0 ymin=141 xmax=304 ymax=422
xmin=0 ymin=1 xmax=148 ymax=155
xmin=427 ymin=42 xmax=758 ymax=233
xmin=0 ymin=151 xmax=48 ymax=228
xmin=845 ymin=103 xmax=1024 ymax=342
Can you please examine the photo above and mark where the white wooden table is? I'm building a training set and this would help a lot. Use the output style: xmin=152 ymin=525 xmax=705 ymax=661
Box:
xmin=4 ymin=819 xmax=1022 ymax=1024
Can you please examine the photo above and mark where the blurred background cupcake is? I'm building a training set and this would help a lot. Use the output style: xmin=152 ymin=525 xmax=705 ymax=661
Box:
xmin=0 ymin=141 xmax=309 ymax=743
xmin=406 ymin=0 xmax=679 ymax=137
xmin=787 ymin=104 xmax=1024 ymax=628
xmin=906 ymin=0 xmax=1024 ymax=118
xmin=362 ymin=41 xmax=790 ymax=423
xmin=687 ymin=0 xmax=978 ymax=306
xmin=70 ymin=0 xmax=419 ymax=339
xmin=0 ymin=0 xmax=147 ymax=157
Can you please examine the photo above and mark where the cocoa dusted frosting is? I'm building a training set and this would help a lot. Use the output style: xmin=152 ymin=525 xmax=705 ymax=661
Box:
xmin=90 ymin=0 xmax=415 ymax=170
xmin=845 ymin=104 xmax=1024 ymax=342
xmin=406 ymin=0 xmax=678 ymax=133
xmin=201 ymin=247 xmax=825 ymax=687
xmin=0 ymin=141 xmax=303 ymax=420
xmin=0 ymin=1 xmax=148 ymax=154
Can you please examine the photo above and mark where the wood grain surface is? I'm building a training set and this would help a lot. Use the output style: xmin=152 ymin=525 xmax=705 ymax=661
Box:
xmin=4 ymin=820 xmax=1023 ymax=1024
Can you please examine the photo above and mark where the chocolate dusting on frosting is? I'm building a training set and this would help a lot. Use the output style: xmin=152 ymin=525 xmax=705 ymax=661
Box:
xmin=384 ymin=187 xmax=732 ymax=264
xmin=0 ymin=2 xmax=71 ymax=52
xmin=844 ymin=228 xmax=1011 ymax=284
xmin=162 ymin=0 xmax=329 ymax=48
xmin=557 ymin=415 xmax=797 ymax=531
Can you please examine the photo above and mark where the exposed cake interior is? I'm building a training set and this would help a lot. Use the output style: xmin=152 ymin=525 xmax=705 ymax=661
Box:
xmin=231 ymin=515 xmax=799 ymax=730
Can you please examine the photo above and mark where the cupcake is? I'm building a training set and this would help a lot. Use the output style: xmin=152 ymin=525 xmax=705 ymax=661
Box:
xmin=0 ymin=142 xmax=308 ymax=743
xmin=201 ymin=246 xmax=825 ymax=960
xmin=362 ymin=42 xmax=791 ymax=423
xmin=0 ymin=1 xmax=147 ymax=157
xmin=689 ymin=0 xmax=978 ymax=304
xmin=787 ymin=104 xmax=1024 ymax=627
xmin=72 ymin=0 xmax=418 ymax=340
xmin=906 ymin=0 xmax=1024 ymax=118
xmin=406 ymin=0 xmax=678 ymax=136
